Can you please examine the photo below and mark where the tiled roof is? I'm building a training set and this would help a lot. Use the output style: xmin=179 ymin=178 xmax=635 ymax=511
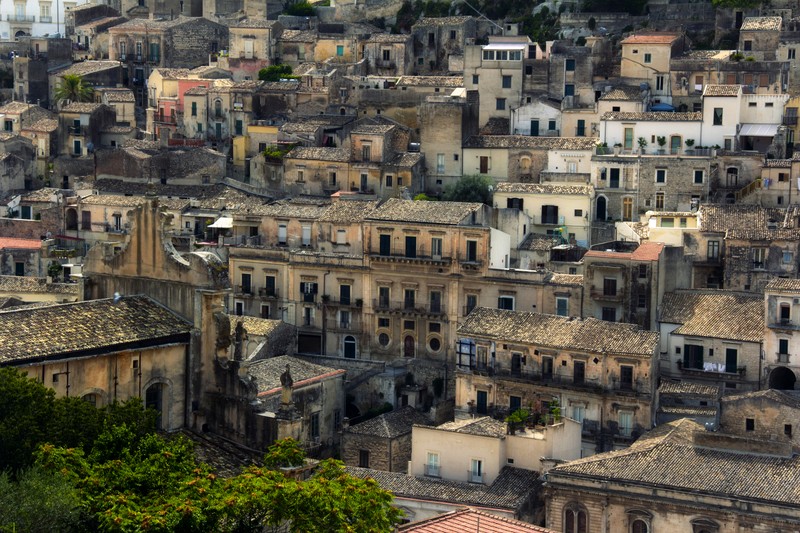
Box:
xmin=703 ymin=84 xmax=741 ymax=97
xmin=351 ymin=123 xmax=394 ymax=134
xmin=396 ymin=76 xmax=464 ymax=87
xmin=658 ymin=380 xmax=719 ymax=397
xmin=764 ymin=159 xmax=792 ymax=168
xmin=740 ymin=16 xmax=782 ymax=31
xmin=247 ymin=355 xmax=345 ymax=396
xmin=583 ymin=241 xmax=664 ymax=261
xmin=621 ymin=32 xmax=680 ymax=44
xmin=226 ymin=314 xmax=283 ymax=336
xmin=280 ymin=29 xmax=316 ymax=42
xmin=155 ymin=67 xmax=192 ymax=79
xmin=345 ymin=466 xmax=538 ymax=510
xmin=725 ymin=227 xmax=800 ymax=240
xmin=519 ymin=233 xmax=560 ymax=251
xmin=548 ymin=418 xmax=800 ymax=505
xmin=0 ymin=276 xmax=79 ymax=295
xmin=389 ymin=151 xmax=424 ymax=167
xmin=0 ymin=296 xmax=191 ymax=364
xmin=463 ymin=135 xmax=598 ymax=150
xmin=658 ymin=290 xmax=764 ymax=343
xmin=432 ymin=417 xmax=507 ymax=438
xmin=399 ymin=508 xmax=555 ymax=532
xmin=318 ymin=199 xmax=380 ymax=223
xmin=494 ymin=182 xmax=591 ymax=195
xmin=285 ymin=146 xmax=350 ymax=162
xmin=658 ymin=406 xmax=717 ymax=417
xmin=0 ymin=237 xmax=43 ymax=250
xmin=0 ymin=101 xmax=39 ymax=114
xmin=249 ymin=198 xmax=330 ymax=219
xmin=346 ymin=406 xmax=431 ymax=439
xmin=100 ymin=88 xmax=136 ymax=103
xmin=56 ymin=60 xmax=120 ymax=77
xmin=61 ymin=102 xmax=105 ymax=114
xmin=414 ymin=16 xmax=473 ymax=26
xmin=458 ymin=308 xmax=659 ymax=357
xmin=75 ymin=15 xmax=126 ymax=30
xmin=722 ymin=388 xmax=800 ymax=409
xmin=21 ymin=187 xmax=60 ymax=202
xmin=600 ymin=86 xmax=645 ymax=101
xmin=698 ymin=204 xmax=785 ymax=232
xmin=111 ymin=15 xmax=209 ymax=32
xmin=230 ymin=18 xmax=278 ymax=29
xmin=601 ymin=111 xmax=702 ymax=121
xmin=546 ymin=272 xmax=584 ymax=286
xmin=366 ymin=33 xmax=410 ymax=43
xmin=367 ymin=198 xmax=483 ymax=225
xmin=479 ymin=117 xmax=510 ymax=135
xmin=765 ymin=278 xmax=800 ymax=293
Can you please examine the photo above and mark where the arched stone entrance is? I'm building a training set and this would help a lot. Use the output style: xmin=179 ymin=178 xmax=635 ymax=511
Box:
xmin=768 ymin=366 xmax=797 ymax=390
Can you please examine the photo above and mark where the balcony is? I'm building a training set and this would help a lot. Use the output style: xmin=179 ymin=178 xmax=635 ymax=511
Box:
xmin=324 ymin=297 xmax=363 ymax=308
xmin=473 ymin=366 xmax=608 ymax=392
xmin=69 ymin=125 xmax=87 ymax=136
xmin=326 ymin=317 xmax=362 ymax=331
xmin=258 ymin=287 xmax=279 ymax=299
xmin=778 ymin=353 xmax=791 ymax=364
xmin=148 ymin=55 xmax=160 ymax=64
xmin=371 ymin=252 xmax=449 ymax=266
xmin=154 ymin=114 xmax=177 ymax=125
xmin=40 ymin=15 xmax=52 ymax=23
xmin=377 ymin=59 xmax=396 ymax=69
xmin=424 ymin=465 xmax=440 ymax=477
xmin=784 ymin=115 xmax=798 ymax=126
xmin=7 ymin=14 xmax=35 ymax=22
xmin=679 ymin=363 xmax=747 ymax=379
xmin=590 ymin=288 xmax=623 ymax=302
xmin=236 ymin=285 xmax=254 ymax=297
xmin=372 ymin=299 xmax=446 ymax=315
xmin=459 ymin=259 xmax=483 ymax=272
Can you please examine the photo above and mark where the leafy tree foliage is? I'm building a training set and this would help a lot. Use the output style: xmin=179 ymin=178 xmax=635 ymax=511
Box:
xmin=711 ymin=0 xmax=759 ymax=7
xmin=285 ymin=1 xmax=314 ymax=16
xmin=258 ymin=64 xmax=297 ymax=82
xmin=393 ymin=1 xmax=451 ymax=33
xmin=0 ymin=464 xmax=82 ymax=532
xmin=442 ymin=174 xmax=494 ymax=205
xmin=54 ymin=74 xmax=94 ymax=105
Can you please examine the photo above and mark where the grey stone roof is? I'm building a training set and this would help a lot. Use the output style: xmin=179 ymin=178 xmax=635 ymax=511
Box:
xmin=414 ymin=16 xmax=473 ymax=26
xmin=367 ymin=198 xmax=483 ymax=225
xmin=658 ymin=290 xmax=764 ymax=343
xmin=366 ymin=33 xmax=410 ymax=43
xmin=703 ymin=84 xmax=741 ymax=97
xmin=226 ymin=315 xmax=284 ymax=336
xmin=463 ymin=135 xmax=598 ymax=150
xmin=546 ymin=272 xmax=583 ymax=286
xmin=721 ymin=389 xmax=800 ymax=409
xmin=61 ymin=102 xmax=105 ymax=114
xmin=285 ymin=146 xmax=350 ymax=162
xmin=351 ymin=123 xmax=394 ymax=135
xmin=741 ymin=16 xmax=782 ymax=31
xmin=658 ymin=380 xmax=719 ymax=397
xmin=318 ymin=199 xmax=380 ymax=223
xmin=548 ymin=418 xmax=800 ymax=505
xmin=765 ymin=278 xmax=800 ymax=293
xmin=519 ymin=234 xmax=560 ymax=251
xmin=0 ymin=296 xmax=191 ymax=364
xmin=345 ymin=466 xmax=539 ymax=510
xmin=698 ymin=204 xmax=786 ymax=233
xmin=230 ymin=18 xmax=279 ymax=29
xmin=111 ymin=15 xmax=218 ymax=32
xmin=431 ymin=417 xmax=507 ymax=438
xmin=0 ymin=275 xmax=79 ymax=295
xmin=346 ymin=406 xmax=431 ymax=438
xmin=247 ymin=355 xmax=345 ymax=396
xmin=599 ymin=86 xmax=645 ymax=101
xmin=601 ymin=111 xmax=702 ymax=121
xmin=494 ymin=182 xmax=591 ymax=195
xmin=396 ymin=76 xmax=464 ymax=87
xmin=458 ymin=307 xmax=659 ymax=357
xmin=479 ymin=117 xmax=510 ymax=135
xmin=56 ymin=60 xmax=120 ymax=77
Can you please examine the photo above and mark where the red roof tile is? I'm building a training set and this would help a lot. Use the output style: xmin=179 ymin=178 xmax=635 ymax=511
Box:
xmin=584 ymin=242 xmax=664 ymax=262
xmin=0 ymin=237 xmax=42 ymax=250
xmin=399 ymin=508 xmax=555 ymax=532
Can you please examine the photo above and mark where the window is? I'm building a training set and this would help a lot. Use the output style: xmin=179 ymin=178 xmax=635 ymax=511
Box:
xmin=565 ymin=58 xmax=575 ymax=71
xmin=541 ymin=205 xmax=559 ymax=225
xmin=631 ymin=519 xmax=649 ymax=533
xmin=436 ymin=153 xmax=444 ymax=173
xmin=786 ymin=424 xmax=793 ymax=437
xmin=469 ymin=459 xmax=483 ymax=483
xmin=361 ymin=144 xmax=371 ymax=161
xmin=780 ymin=303 xmax=791 ymax=323
xmin=655 ymin=192 xmax=665 ymax=209
xmin=449 ymin=30 xmax=456 ymax=39
xmin=624 ymin=127 xmax=634 ymax=150
xmin=498 ymin=296 xmax=514 ymax=310
xmin=779 ymin=338 xmax=789 ymax=355
xmin=643 ymin=53 xmax=652 ymax=63
xmin=684 ymin=344 xmax=704 ymax=370
xmin=496 ymin=98 xmax=506 ymax=110
xmin=479 ymin=156 xmax=490 ymax=173
xmin=790 ymin=49 xmax=797 ymax=60
xmin=619 ymin=411 xmax=633 ymax=436
xmin=300 ymin=282 xmax=318 ymax=303
xmin=404 ymin=289 xmax=415 ymax=310
xmin=656 ymin=75 xmax=664 ymax=92
xmin=278 ymin=224 xmax=287 ymax=245
xmin=556 ymin=297 xmax=568 ymax=316
xmin=573 ymin=360 xmax=585 ymax=384
xmin=310 ymin=412 xmax=320 ymax=440
xmin=465 ymin=294 xmax=478 ymax=315
xmin=564 ymin=84 xmax=575 ymax=96
xmin=655 ymin=169 xmax=666 ymax=183
xmin=379 ymin=234 xmax=391 ymax=256
xmin=358 ymin=449 xmax=369 ymax=467
xmin=745 ymin=418 xmax=755 ymax=431
xmin=466 ymin=240 xmax=477 ymax=262
xmin=609 ymin=168 xmax=620 ymax=188
xmin=601 ymin=307 xmax=616 ymax=322
xmin=425 ymin=452 xmax=440 ymax=477
xmin=576 ymin=119 xmax=585 ymax=136
xmin=336 ymin=45 xmax=344 ymax=56
xmin=603 ymin=277 xmax=617 ymax=296
xmin=234 ymin=301 xmax=244 ymax=315
xmin=743 ymin=40 xmax=752 ymax=51
xmin=472 ymin=74 xmax=479 ymax=84
xmin=81 ymin=210 xmax=91 ymax=230
xmin=431 ymin=237 xmax=442 ymax=260
xmin=752 ymin=247 xmax=767 ymax=268
xmin=661 ymin=217 xmax=674 ymax=228
xmin=502 ymin=75 xmax=512 ymax=88
xmin=694 ymin=170 xmax=704 ymax=184
xmin=385 ymin=175 xmax=392 ymax=187
xmin=707 ymin=240 xmax=720 ymax=260
xmin=564 ymin=505 xmax=588 ymax=533
xmin=405 ymin=236 xmax=417 ymax=258
xmin=429 ymin=290 xmax=442 ymax=313
xmin=240 ymin=273 xmax=252 ymax=294
xmin=713 ymin=107 xmax=723 ymax=126
xmin=622 ymin=197 xmax=633 ymax=221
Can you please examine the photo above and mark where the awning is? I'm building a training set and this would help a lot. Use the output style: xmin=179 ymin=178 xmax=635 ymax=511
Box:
xmin=483 ymin=43 xmax=527 ymax=51
xmin=208 ymin=217 xmax=233 ymax=229
xmin=739 ymin=123 xmax=778 ymax=137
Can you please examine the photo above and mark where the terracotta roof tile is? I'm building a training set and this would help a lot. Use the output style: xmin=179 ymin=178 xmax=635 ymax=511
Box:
xmin=399 ymin=508 xmax=556 ymax=532
xmin=464 ymin=135 xmax=598 ymax=150
xmin=621 ymin=32 xmax=681 ymax=44
xmin=431 ymin=417 xmax=507 ymax=438
xmin=765 ymin=278 xmax=800 ymax=293
xmin=0 ymin=237 xmax=43 ymax=250
xmin=495 ymin=182 xmax=591 ymax=195
xmin=658 ymin=380 xmax=720 ymax=397
xmin=247 ymin=355 xmax=345 ymax=396
xmin=367 ymin=198 xmax=484 ymax=225
xmin=658 ymin=290 xmax=764 ymax=342
xmin=0 ymin=275 xmax=79 ymax=295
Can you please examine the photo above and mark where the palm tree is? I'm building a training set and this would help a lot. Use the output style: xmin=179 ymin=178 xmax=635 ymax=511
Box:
xmin=54 ymin=74 xmax=93 ymax=106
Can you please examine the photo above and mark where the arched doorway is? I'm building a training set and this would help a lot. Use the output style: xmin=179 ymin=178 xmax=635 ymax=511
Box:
xmin=769 ymin=366 xmax=797 ymax=390
xmin=145 ymin=383 xmax=165 ymax=429
xmin=343 ymin=335 xmax=356 ymax=358
xmin=596 ymin=196 xmax=607 ymax=221
xmin=14 ymin=30 xmax=27 ymax=38
xmin=65 ymin=208 xmax=78 ymax=230
xmin=403 ymin=335 xmax=415 ymax=358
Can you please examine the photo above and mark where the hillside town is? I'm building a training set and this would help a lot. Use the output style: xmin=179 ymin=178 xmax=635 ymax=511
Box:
xmin=1 ymin=0 xmax=800 ymax=530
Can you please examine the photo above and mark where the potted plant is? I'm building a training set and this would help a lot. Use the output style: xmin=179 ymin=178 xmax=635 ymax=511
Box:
xmin=685 ymin=138 xmax=695 ymax=155
xmin=656 ymin=136 xmax=666 ymax=155
xmin=613 ymin=142 xmax=622 ymax=155
xmin=637 ymin=137 xmax=648 ymax=154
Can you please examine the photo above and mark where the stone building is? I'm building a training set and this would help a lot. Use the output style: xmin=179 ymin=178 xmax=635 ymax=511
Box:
xmin=455 ymin=307 xmax=660 ymax=456
xmin=363 ymin=33 xmax=412 ymax=77
xmin=411 ymin=16 xmax=476 ymax=75
xmin=0 ymin=236 xmax=46 ymax=277
xmin=719 ymin=389 xmax=800 ymax=451
xmin=341 ymin=406 xmax=431 ymax=472
xmin=545 ymin=418 xmax=800 ymax=533
xmin=763 ymin=278 xmax=800 ymax=391
xmin=58 ymin=102 xmax=116 ymax=157
xmin=739 ymin=16 xmax=782 ymax=61
xmin=657 ymin=290 xmax=764 ymax=394
xmin=218 ymin=19 xmax=282 ymax=82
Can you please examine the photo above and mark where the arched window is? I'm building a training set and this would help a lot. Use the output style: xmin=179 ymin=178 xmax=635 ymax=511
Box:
xmin=564 ymin=504 xmax=588 ymax=533
xmin=343 ymin=335 xmax=356 ymax=359
xmin=66 ymin=208 xmax=78 ymax=230
xmin=145 ymin=383 xmax=166 ymax=430
xmin=82 ymin=393 xmax=99 ymax=407
xmin=214 ymin=99 xmax=222 ymax=117
xmin=520 ymin=156 xmax=531 ymax=170
xmin=596 ymin=196 xmax=607 ymax=221
xmin=631 ymin=519 xmax=648 ymax=533
xmin=627 ymin=509 xmax=653 ymax=533
xmin=403 ymin=335 xmax=415 ymax=358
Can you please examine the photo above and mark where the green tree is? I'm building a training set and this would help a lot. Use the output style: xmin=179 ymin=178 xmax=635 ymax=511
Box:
xmin=258 ymin=64 xmax=296 ymax=82
xmin=0 ymin=464 xmax=82 ymax=532
xmin=54 ymin=74 xmax=94 ymax=105
xmin=285 ymin=1 xmax=314 ymax=15
xmin=711 ymin=0 xmax=759 ymax=7
xmin=442 ymin=174 xmax=494 ymax=204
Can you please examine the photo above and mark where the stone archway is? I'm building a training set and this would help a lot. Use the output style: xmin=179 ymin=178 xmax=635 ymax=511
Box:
xmin=769 ymin=366 xmax=797 ymax=390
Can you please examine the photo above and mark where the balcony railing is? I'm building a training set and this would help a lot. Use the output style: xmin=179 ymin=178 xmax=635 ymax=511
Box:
xmin=778 ymin=353 xmax=791 ymax=364
xmin=680 ymin=364 xmax=746 ymax=378
xmin=784 ymin=115 xmax=798 ymax=126
xmin=40 ymin=15 xmax=52 ymax=23
xmin=372 ymin=299 xmax=446 ymax=315
xmin=69 ymin=126 xmax=87 ymax=136
xmin=590 ymin=288 xmax=623 ymax=302
xmin=258 ymin=287 xmax=279 ymax=299
xmin=424 ymin=465 xmax=440 ymax=477
xmin=7 ymin=14 xmax=35 ymax=22
xmin=237 ymin=285 xmax=254 ymax=296
xmin=326 ymin=317 xmax=362 ymax=331
xmin=371 ymin=252 xmax=448 ymax=264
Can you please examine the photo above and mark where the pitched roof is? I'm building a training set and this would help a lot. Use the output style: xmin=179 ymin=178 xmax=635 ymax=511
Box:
xmin=430 ymin=417 xmax=507 ymax=438
xmin=599 ymin=86 xmax=645 ymax=101
xmin=318 ymin=199 xmax=380 ymax=223
xmin=345 ymin=466 xmax=538 ymax=511
xmin=546 ymin=272 xmax=584 ymax=286
xmin=621 ymin=32 xmax=680 ymax=44
xmin=346 ymin=406 xmax=431 ymax=438
xmin=721 ymin=388 xmax=800 ymax=409
xmin=463 ymin=135 xmax=598 ymax=150
xmin=658 ymin=290 xmax=764 ymax=342
xmin=56 ymin=60 xmax=120 ymax=77
xmin=601 ymin=111 xmax=702 ymax=121
xmin=0 ymin=296 xmax=191 ymax=364
xmin=414 ymin=16 xmax=473 ymax=26
xmin=458 ymin=308 xmax=659 ymax=357
xmin=226 ymin=315 xmax=284 ymax=337
xmin=740 ymin=16 xmax=782 ymax=31
xmin=703 ymin=84 xmax=741 ymax=97
xmin=367 ymin=198 xmax=483 ymax=225
xmin=61 ymin=102 xmax=105 ymax=114
xmin=765 ymin=278 xmax=800 ymax=293
xmin=247 ymin=355 xmax=345 ymax=397
xmin=658 ymin=380 xmax=719 ymax=397
xmin=399 ymin=508 xmax=556 ymax=532
xmin=284 ymin=146 xmax=350 ymax=162
xmin=548 ymin=418 xmax=800 ymax=505
xmin=583 ymin=241 xmax=664 ymax=261
xmin=0 ymin=275 xmax=79 ymax=295
xmin=698 ymin=204 xmax=785 ymax=232
xmin=396 ymin=76 xmax=464 ymax=88
xmin=230 ymin=18 xmax=279 ymax=29
xmin=0 ymin=237 xmax=43 ymax=250
xmin=494 ymin=182 xmax=591 ymax=195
